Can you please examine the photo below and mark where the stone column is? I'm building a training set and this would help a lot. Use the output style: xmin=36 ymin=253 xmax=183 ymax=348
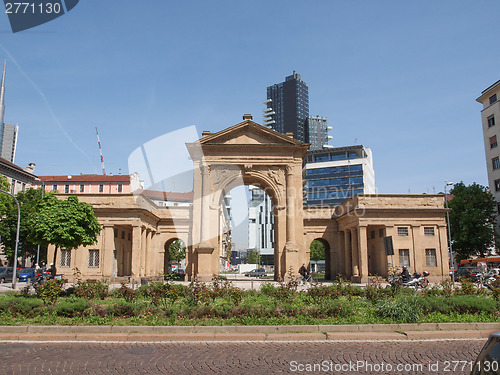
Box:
xmin=200 ymin=164 xmax=211 ymax=246
xmin=357 ymin=225 xmax=369 ymax=282
xmin=131 ymin=225 xmax=142 ymax=278
xmin=385 ymin=226 xmax=396 ymax=276
xmin=343 ymin=230 xmax=352 ymax=278
xmin=284 ymin=165 xmax=300 ymax=278
xmin=102 ymin=225 xmax=115 ymax=277
xmin=411 ymin=225 xmax=423 ymax=273
xmin=351 ymin=228 xmax=359 ymax=279
xmin=140 ymin=227 xmax=147 ymax=276
xmin=144 ymin=229 xmax=151 ymax=276
xmin=285 ymin=166 xmax=296 ymax=247
xmin=438 ymin=224 xmax=449 ymax=277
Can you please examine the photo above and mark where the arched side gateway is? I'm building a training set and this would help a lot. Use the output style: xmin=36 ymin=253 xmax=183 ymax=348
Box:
xmin=186 ymin=114 xmax=310 ymax=281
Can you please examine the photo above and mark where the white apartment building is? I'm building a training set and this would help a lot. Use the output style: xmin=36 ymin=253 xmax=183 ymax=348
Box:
xmin=477 ymin=79 xmax=500 ymax=233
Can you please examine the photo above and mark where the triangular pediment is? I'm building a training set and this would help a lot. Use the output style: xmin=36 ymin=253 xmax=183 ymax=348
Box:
xmin=199 ymin=119 xmax=305 ymax=146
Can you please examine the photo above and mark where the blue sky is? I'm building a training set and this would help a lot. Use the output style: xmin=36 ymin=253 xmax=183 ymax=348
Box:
xmin=1 ymin=0 xmax=499 ymax=196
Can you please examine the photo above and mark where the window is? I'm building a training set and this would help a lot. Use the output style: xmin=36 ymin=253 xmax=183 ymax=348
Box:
xmin=88 ymin=249 xmax=99 ymax=268
xmin=379 ymin=229 xmax=384 ymax=238
xmin=99 ymin=184 xmax=104 ymax=193
xmin=64 ymin=184 xmax=69 ymax=193
xmin=128 ymin=233 xmax=131 ymax=241
xmin=114 ymin=229 xmax=118 ymax=237
xmin=491 ymin=135 xmax=498 ymax=149
xmin=498 ymin=203 xmax=500 ymax=214
xmin=496 ymin=180 xmax=500 ymax=192
xmin=425 ymin=249 xmax=437 ymax=267
xmin=21 ymin=183 xmax=25 ymax=191
xmin=399 ymin=249 xmax=410 ymax=267
xmin=80 ymin=184 xmax=85 ymax=193
xmin=397 ymin=227 xmax=409 ymax=236
xmin=490 ymin=94 xmax=497 ymax=105
xmin=424 ymin=227 xmax=435 ymax=236
xmin=52 ymin=184 xmax=57 ymax=191
xmin=60 ymin=249 xmax=71 ymax=268
xmin=10 ymin=179 xmax=15 ymax=194
xmin=493 ymin=157 xmax=500 ymax=170
xmin=117 ymin=184 xmax=123 ymax=193
xmin=121 ymin=231 xmax=125 ymax=239
xmin=370 ymin=231 xmax=375 ymax=239
xmin=488 ymin=115 xmax=495 ymax=127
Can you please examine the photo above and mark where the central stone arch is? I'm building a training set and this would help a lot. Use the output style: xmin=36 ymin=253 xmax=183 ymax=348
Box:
xmin=186 ymin=114 xmax=310 ymax=281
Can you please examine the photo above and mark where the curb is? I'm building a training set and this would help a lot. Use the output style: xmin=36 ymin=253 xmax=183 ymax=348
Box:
xmin=0 ymin=322 xmax=498 ymax=342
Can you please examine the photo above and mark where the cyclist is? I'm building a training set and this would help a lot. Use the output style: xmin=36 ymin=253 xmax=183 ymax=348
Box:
xmin=299 ymin=263 xmax=309 ymax=283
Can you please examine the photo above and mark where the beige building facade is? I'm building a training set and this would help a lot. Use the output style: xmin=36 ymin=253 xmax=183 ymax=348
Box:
xmin=47 ymin=116 xmax=449 ymax=282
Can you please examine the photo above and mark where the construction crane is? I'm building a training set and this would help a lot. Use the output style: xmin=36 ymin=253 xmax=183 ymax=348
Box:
xmin=95 ymin=127 xmax=106 ymax=175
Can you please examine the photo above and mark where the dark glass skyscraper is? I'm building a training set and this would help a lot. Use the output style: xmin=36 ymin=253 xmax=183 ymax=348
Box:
xmin=264 ymin=71 xmax=309 ymax=143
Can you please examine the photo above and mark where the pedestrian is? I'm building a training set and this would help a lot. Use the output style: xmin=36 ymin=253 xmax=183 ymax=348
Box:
xmin=299 ymin=263 xmax=309 ymax=283
xmin=47 ymin=263 xmax=57 ymax=279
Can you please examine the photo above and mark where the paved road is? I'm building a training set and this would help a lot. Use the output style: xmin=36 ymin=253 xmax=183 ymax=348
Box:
xmin=0 ymin=339 xmax=486 ymax=374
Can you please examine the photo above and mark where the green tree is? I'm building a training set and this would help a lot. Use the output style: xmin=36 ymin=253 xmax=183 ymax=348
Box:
xmin=0 ymin=188 xmax=45 ymax=265
xmin=247 ymin=249 xmax=260 ymax=264
xmin=168 ymin=239 xmax=186 ymax=263
xmin=310 ymin=240 xmax=325 ymax=261
xmin=0 ymin=175 xmax=11 ymax=215
xmin=448 ymin=182 xmax=498 ymax=260
xmin=28 ymin=194 xmax=101 ymax=265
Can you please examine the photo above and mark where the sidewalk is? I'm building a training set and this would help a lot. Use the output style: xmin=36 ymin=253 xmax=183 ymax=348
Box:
xmin=0 ymin=322 xmax=498 ymax=342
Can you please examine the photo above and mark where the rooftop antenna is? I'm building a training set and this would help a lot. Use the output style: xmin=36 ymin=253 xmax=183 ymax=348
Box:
xmin=95 ymin=126 xmax=106 ymax=175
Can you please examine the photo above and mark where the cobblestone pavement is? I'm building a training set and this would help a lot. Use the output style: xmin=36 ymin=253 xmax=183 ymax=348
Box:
xmin=0 ymin=339 xmax=486 ymax=374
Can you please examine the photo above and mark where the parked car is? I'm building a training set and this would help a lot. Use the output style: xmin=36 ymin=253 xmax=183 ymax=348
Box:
xmin=18 ymin=267 xmax=35 ymax=282
xmin=470 ymin=330 xmax=500 ymax=374
xmin=0 ymin=267 xmax=13 ymax=283
xmin=172 ymin=268 xmax=185 ymax=275
xmin=244 ymin=269 xmax=267 ymax=277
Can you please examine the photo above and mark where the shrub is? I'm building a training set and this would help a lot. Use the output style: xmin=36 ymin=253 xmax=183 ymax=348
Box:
xmin=36 ymin=279 xmax=64 ymax=305
xmin=107 ymin=301 xmax=136 ymax=317
xmin=115 ymin=283 xmax=138 ymax=303
xmin=375 ymin=294 xmax=423 ymax=323
xmin=457 ymin=279 xmax=476 ymax=296
xmin=75 ymin=280 xmax=109 ymax=300
xmin=448 ymin=295 xmax=496 ymax=314
xmin=55 ymin=299 xmax=88 ymax=317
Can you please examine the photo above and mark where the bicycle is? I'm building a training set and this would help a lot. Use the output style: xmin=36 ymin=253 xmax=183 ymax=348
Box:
xmin=296 ymin=273 xmax=318 ymax=287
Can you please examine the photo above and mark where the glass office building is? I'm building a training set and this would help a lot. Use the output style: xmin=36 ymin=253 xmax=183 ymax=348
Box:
xmin=264 ymin=71 xmax=309 ymax=143
xmin=304 ymin=145 xmax=376 ymax=206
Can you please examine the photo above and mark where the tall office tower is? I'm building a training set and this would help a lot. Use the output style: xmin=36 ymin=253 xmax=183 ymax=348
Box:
xmin=303 ymin=145 xmax=376 ymax=206
xmin=264 ymin=71 xmax=309 ymax=142
xmin=307 ymin=116 xmax=333 ymax=150
xmin=477 ymin=79 xmax=500 ymax=234
xmin=0 ymin=60 xmax=18 ymax=163
xmin=247 ymin=186 xmax=274 ymax=265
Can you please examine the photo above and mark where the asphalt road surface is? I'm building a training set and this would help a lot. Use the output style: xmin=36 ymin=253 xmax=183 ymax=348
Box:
xmin=0 ymin=338 xmax=486 ymax=374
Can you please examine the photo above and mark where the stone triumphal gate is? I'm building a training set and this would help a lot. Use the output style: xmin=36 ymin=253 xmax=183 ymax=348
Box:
xmin=48 ymin=115 xmax=449 ymax=283
xmin=186 ymin=114 xmax=309 ymax=280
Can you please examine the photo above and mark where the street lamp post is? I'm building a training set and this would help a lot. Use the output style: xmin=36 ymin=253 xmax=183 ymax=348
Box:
xmin=444 ymin=182 xmax=455 ymax=284
xmin=0 ymin=189 xmax=20 ymax=290
xmin=36 ymin=181 xmax=45 ymax=265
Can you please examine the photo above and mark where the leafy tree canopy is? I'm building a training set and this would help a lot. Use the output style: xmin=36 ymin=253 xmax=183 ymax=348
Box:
xmin=310 ymin=239 xmax=326 ymax=261
xmin=247 ymin=249 xmax=260 ymax=264
xmin=0 ymin=188 xmax=45 ymax=264
xmin=168 ymin=239 xmax=186 ymax=263
xmin=448 ymin=182 xmax=497 ymax=260
xmin=28 ymin=194 xmax=101 ymax=264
